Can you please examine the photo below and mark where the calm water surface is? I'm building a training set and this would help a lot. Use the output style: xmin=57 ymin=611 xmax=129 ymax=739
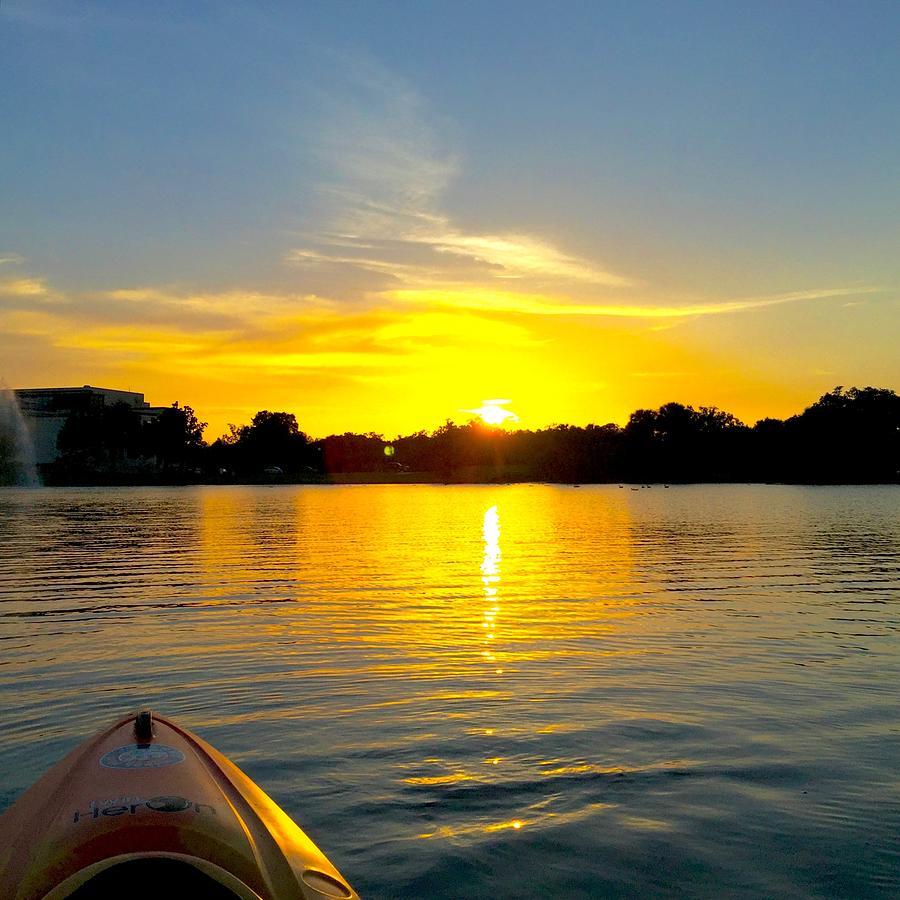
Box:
xmin=1 ymin=484 xmax=898 ymax=898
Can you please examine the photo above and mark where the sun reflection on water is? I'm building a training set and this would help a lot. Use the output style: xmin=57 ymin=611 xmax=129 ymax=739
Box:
xmin=480 ymin=505 xmax=502 ymax=671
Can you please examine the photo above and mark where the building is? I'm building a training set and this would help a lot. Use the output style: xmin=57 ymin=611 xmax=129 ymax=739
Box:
xmin=14 ymin=386 xmax=165 ymax=465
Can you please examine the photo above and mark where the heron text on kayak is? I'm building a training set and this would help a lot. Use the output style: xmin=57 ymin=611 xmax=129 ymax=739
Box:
xmin=72 ymin=795 xmax=216 ymax=823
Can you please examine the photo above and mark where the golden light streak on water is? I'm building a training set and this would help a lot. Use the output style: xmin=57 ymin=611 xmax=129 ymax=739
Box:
xmin=480 ymin=504 xmax=503 ymax=694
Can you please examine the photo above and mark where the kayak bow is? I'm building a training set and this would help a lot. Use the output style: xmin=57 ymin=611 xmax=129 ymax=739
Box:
xmin=0 ymin=711 xmax=359 ymax=899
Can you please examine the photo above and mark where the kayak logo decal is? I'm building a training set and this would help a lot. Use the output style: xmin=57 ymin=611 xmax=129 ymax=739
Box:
xmin=100 ymin=744 xmax=186 ymax=769
xmin=73 ymin=796 xmax=217 ymax=823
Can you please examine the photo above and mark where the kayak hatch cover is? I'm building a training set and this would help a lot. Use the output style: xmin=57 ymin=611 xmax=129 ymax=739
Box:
xmin=0 ymin=711 xmax=360 ymax=899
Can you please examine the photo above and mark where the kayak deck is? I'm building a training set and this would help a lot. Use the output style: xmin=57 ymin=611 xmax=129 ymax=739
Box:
xmin=0 ymin=712 xmax=359 ymax=900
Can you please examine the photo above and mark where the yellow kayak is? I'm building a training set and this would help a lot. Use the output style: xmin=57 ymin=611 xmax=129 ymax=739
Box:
xmin=0 ymin=711 xmax=359 ymax=899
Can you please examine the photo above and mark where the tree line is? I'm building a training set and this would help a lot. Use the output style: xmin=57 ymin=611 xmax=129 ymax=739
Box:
xmin=5 ymin=385 xmax=899 ymax=485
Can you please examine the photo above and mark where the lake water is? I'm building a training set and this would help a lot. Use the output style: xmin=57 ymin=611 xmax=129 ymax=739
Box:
xmin=1 ymin=484 xmax=899 ymax=898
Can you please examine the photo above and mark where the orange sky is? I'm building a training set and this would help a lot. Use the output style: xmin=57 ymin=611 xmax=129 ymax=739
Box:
xmin=2 ymin=270 xmax=890 ymax=440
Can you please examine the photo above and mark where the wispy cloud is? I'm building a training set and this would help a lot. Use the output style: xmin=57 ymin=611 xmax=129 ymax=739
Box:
xmin=387 ymin=286 xmax=880 ymax=319
xmin=288 ymin=54 xmax=634 ymax=292
xmin=0 ymin=268 xmax=64 ymax=306
xmin=0 ymin=277 xmax=51 ymax=297
xmin=421 ymin=232 xmax=632 ymax=286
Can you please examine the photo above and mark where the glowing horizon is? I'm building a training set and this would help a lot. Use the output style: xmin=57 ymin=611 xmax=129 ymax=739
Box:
xmin=0 ymin=269 xmax=890 ymax=442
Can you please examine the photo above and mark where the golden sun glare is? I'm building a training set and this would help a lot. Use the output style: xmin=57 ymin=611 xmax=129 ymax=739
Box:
xmin=463 ymin=399 xmax=520 ymax=427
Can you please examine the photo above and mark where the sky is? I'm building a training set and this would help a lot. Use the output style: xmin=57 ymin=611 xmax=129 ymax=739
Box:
xmin=2 ymin=0 xmax=898 ymax=440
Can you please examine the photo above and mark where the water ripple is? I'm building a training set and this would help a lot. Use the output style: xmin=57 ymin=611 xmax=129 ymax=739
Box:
xmin=1 ymin=484 xmax=899 ymax=898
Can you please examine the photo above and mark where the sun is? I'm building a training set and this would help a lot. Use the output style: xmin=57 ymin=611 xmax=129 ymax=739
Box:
xmin=463 ymin=399 xmax=520 ymax=427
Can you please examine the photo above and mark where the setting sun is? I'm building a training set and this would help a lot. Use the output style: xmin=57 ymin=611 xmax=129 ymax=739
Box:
xmin=463 ymin=399 xmax=520 ymax=427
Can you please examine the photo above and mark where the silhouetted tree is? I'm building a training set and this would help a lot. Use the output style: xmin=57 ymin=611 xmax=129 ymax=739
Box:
xmin=222 ymin=410 xmax=311 ymax=475
xmin=620 ymin=402 xmax=749 ymax=481
xmin=782 ymin=387 xmax=900 ymax=482
xmin=320 ymin=432 xmax=388 ymax=473
xmin=143 ymin=403 xmax=207 ymax=471
xmin=749 ymin=417 xmax=787 ymax=482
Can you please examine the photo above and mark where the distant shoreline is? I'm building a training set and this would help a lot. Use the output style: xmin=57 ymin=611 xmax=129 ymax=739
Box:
xmin=5 ymin=386 xmax=899 ymax=488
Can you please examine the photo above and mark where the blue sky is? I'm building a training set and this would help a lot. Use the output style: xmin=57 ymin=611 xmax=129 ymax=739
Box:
xmin=2 ymin=1 xmax=898 ymax=436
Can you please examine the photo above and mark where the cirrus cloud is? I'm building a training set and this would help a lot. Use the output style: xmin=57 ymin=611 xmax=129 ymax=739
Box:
xmin=287 ymin=53 xmax=635 ymax=294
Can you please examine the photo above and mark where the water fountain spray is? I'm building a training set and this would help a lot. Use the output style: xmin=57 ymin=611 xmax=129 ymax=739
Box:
xmin=0 ymin=386 xmax=40 ymax=487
